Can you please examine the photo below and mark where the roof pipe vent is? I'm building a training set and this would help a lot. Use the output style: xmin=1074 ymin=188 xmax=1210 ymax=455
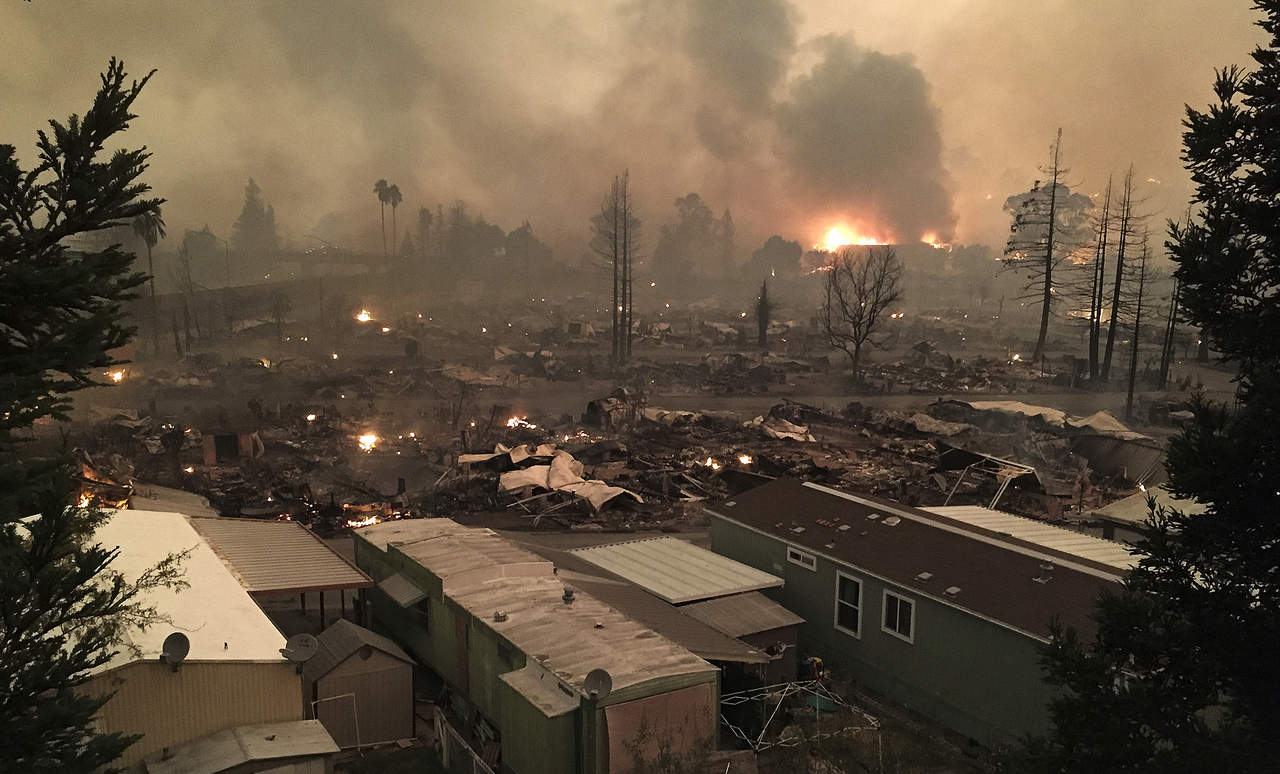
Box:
xmin=494 ymin=610 xmax=508 ymax=622
xmin=563 ymin=588 xmax=575 ymax=605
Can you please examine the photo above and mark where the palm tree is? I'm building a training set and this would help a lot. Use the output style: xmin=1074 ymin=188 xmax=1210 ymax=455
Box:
xmin=132 ymin=206 xmax=166 ymax=354
xmin=387 ymin=184 xmax=403 ymax=264
xmin=373 ymin=179 xmax=390 ymax=259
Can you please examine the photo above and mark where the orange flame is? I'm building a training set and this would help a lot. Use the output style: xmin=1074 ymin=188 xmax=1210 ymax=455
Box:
xmin=818 ymin=225 xmax=887 ymax=252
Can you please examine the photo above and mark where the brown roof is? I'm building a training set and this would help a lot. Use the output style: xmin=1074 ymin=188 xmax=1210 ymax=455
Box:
xmin=191 ymin=517 xmax=372 ymax=594
xmin=707 ymin=479 xmax=1122 ymax=640
xmin=682 ymin=592 xmax=804 ymax=638
xmin=303 ymin=619 xmax=413 ymax=682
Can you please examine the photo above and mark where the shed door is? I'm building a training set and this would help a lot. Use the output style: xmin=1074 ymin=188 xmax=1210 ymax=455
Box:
xmin=315 ymin=691 xmax=358 ymax=748
xmin=455 ymin=617 xmax=469 ymax=693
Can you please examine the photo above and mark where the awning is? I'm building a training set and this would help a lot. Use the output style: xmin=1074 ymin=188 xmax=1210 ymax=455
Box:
xmin=189 ymin=516 xmax=372 ymax=595
xmin=378 ymin=572 xmax=427 ymax=607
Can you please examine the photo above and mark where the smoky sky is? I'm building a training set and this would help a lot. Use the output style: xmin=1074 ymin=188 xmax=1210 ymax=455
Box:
xmin=0 ymin=1 xmax=1265 ymax=259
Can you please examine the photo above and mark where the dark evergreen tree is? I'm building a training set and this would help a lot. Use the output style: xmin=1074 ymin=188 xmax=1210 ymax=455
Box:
xmin=232 ymin=177 xmax=277 ymax=259
xmin=0 ymin=59 xmax=188 ymax=772
xmin=1017 ymin=7 xmax=1280 ymax=771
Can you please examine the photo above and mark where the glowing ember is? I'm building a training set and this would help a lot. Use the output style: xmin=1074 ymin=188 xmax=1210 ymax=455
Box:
xmin=355 ymin=309 xmax=373 ymax=322
xmin=819 ymin=225 xmax=886 ymax=252
xmin=506 ymin=416 xmax=537 ymax=429
xmin=108 ymin=370 xmax=124 ymax=383
xmin=738 ymin=454 xmax=753 ymax=465
xmin=305 ymin=413 xmax=317 ymax=422
xmin=357 ymin=434 xmax=378 ymax=452
xmin=78 ymin=494 xmax=92 ymax=508
xmin=183 ymin=465 xmax=195 ymax=474
xmin=331 ymin=352 xmax=339 ymax=360
xmin=380 ymin=326 xmax=391 ymax=333
xmin=1011 ymin=353 xmax=1022 ymax=362
xmin=345 ymin=515 xmax=380 ymax=529
xmin=702 ymin=456 xmax=722 ymax=471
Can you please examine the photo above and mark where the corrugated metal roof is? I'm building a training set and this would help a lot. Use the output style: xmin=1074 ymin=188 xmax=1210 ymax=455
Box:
xmin=144 ymin=719 xmax=338 ymax=774
xmin=921 ymin=505 xmax=1136 ymax=569
xmin=357 ymin=520 xmax=717 ymax=701
xmin=304 ymin=619 xmax=413 ymax=682
xmin=681 ymin=592 xmax=805 ymax=638
xmin=190 ymin=516 xmax=372 ymax=594
xmin=507 ymin=536 xmax=770 ymax=665
xmin=569 ymin=536 xmax=783 ymax=604
xmin=378 ymin=572 xmax=427 ymax=607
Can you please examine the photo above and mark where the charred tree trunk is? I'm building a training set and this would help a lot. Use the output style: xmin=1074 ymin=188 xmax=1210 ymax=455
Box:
xmin=171 ymin=312 xmax=183 ymax=357
xmin=1088 ymin=179 xmax=1112 ymax=381
xmin=147 ymin=243 xmax=158 ymax=355
xmin=1031 ymin=131 xmax=1063 ymax=363
xmin=1102 ymin=168 xmax=1135 ymax=381
xmin=1126 ymin=244 xmax=1148 ymax=419
xmin=1158 ymin=278 xmax=1180 ymax=390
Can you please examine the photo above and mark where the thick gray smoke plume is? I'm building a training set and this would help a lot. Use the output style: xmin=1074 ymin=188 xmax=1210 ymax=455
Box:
xmin=0 ymin=0 xmax=952 ymax=258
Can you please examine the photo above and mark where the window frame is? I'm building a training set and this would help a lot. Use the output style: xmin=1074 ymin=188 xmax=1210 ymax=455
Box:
xmin=881 ymin=589 xmax=915 ymax=644
xmin=786 ymin=545 xmax=817 ymax=572
xmin=833 ymin=570 xmax=862 ymax=638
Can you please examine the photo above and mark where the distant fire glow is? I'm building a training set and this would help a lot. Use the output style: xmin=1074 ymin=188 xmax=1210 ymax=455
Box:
xmin=819 ymin=225 xmax=886 ymax=252
xmin=305 ymin=413 xmax=317 ymax=422
xmin=345 ymin=515 xmax=380 ymax=529
xmin=357 ymin=433 xmax=378 ymax=452
xmin=506 ymin=416 xmax=537 ymax=429
xmin=355 ymin=309 xmax=372 ymax=322
xmin=738 ymin=454 xmax=753 ymax=465
xmin=108 ymin=370 xmax=124 ymax=383
xmin=702 ymin=456 xmax=722 ymax=471
xmin=921 ymin=233 xmax=951 ymax=250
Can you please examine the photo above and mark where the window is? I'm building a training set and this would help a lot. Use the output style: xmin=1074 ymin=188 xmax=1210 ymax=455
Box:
xmin=882 ymin=590 xmax=915 ymax=643
xmin=834 ymin=571 xmax=862 ymax=637
xmin=787 ymin=546 xmax=816 ymax=571
xmin=414 ymin=597 xmax=430 ymax=633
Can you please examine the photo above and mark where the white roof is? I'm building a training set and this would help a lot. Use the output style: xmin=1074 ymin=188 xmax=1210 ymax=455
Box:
xmin=144 ymin=719 xmax=338 ymax=774
xmin=1092 ymin=486 xmax=1208 ymax=525
xmin=569 ymin=536 xmax=783 ymax=604
xmin=93 ymin=510 xmax=287 ymax=674
xmin=921 ymin=505 xmax=1137 ymax=570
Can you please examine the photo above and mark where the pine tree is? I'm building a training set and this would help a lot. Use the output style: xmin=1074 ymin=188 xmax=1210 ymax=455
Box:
xmin=1019 ymin=6 xmax=1280 ymax=770
xmin=0 ymin=58 xmax=189 ymax=772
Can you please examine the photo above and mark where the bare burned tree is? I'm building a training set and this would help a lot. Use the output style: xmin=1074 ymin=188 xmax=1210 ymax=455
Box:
xmin=590 ymin=171 xmax=640 ymax=367
xmin=1003 ymin=129 xmax=1093 ymax=363
xmin=1101 ymin=166 xmax=1146 ymax=381
xmin=820 ymin=246 xmax=903 ymax=378
xmin=1125 ymin=233 xmax=1150 ymax=419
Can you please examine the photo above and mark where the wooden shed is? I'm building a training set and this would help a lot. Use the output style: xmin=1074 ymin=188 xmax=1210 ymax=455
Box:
xmin=303 ymin=620 xmax=414 ymax=748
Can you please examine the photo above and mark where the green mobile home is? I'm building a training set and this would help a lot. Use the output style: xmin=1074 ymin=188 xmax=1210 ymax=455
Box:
xmin=353 ymin=519 xmax=719 ymax=774
xmin=706 ymin=478 xmax=1127 ymax=745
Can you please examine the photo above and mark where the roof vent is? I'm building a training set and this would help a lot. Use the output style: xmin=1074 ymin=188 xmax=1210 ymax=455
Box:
xmin=883 ymin=516 xmax=902 ymax=527
xmin=866 ymin=512 xmax=879 ymax=520
xmin=944 ymin=586 xmax=962 ymax=596
xmin=838 ymin=524 xmax=851 ymax=532
xmin=1039 ymin=562 xmax=1055 ymax=572
xmin=494 ymin=611 xmax=508 ymax=622
xmin=915 ymin=572 xmax=933 ymax=582
xmin=1032 ymin=575 xmax=1052 ymax=584
xmin=791 ymin=526 xmax=806 ymax=534
xmin=824 ymin=542 xmax=836 ymax=550
xmin=563 ymin=588 xmax=575 ymax=604
xmin=593 ymin=620 xmax=604 ymax=629
xmin=725 ymin=501 xmax=737 ymax=507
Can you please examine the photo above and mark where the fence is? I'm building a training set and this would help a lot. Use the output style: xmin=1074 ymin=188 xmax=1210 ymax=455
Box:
xmin=435 ymin=706 xmax=496 ymax=774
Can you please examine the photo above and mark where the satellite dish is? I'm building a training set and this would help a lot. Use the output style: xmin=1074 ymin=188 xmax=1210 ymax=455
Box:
xmin=281 ymin=633 xmax=319 ymax=665
xmin=160 ymin=632 xmax=190 ymax=671
xmin=584 ymin=669 xmax=613 ymax=700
